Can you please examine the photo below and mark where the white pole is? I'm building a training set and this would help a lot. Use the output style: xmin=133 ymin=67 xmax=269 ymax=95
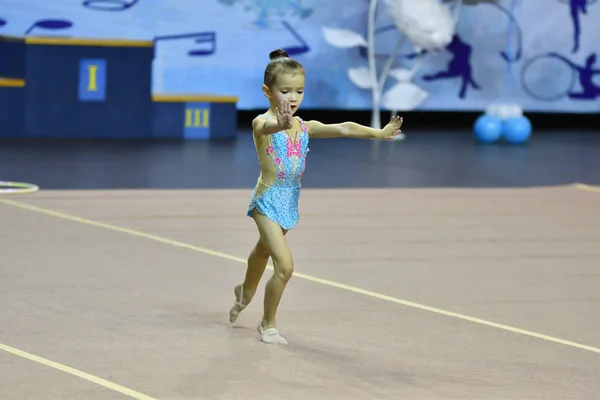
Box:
xmin=367 ymin=0 xmax=381 ymax=129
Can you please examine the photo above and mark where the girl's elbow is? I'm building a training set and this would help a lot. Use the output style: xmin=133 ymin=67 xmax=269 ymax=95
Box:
xmin=339 ymin=122 xmax=354 ymax=137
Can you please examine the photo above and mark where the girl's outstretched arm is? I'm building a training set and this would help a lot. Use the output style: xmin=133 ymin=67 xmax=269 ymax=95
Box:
xmin=305 ymin=116 xmax=403 ymax=140
xmin=252 ymin=115 xmax=286 ymax=136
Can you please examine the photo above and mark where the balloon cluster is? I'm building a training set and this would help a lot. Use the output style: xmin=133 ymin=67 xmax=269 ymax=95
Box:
xmin=473 ymin=104 xmax=532 ymax=144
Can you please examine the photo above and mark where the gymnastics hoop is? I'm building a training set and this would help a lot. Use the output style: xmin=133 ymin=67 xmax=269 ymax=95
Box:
xmin=520 ymin=53 xmax=577 ymax=101
xmin=0 ymin=181 xmax=40 ymax=195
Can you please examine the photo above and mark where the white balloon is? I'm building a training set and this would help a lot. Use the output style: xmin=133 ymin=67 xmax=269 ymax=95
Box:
xmin=507 ymin=104 xmax=524 ymax=118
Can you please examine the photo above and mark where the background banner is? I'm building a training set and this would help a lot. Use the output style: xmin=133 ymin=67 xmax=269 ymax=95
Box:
xmin=2 ymin=0 xmax=598 ymax=112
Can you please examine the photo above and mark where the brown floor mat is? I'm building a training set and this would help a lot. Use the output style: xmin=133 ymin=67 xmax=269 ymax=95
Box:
xmin=1 ymin=185 xmax=599 ymax=400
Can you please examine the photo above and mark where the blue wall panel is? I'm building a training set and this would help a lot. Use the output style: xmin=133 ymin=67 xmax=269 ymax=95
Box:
xmin=152 ymin=102 xmax=185 ymax=139
xmin=0 ymin=85 xmax=25 ymax=137
xmin=0 ymin=37 xmax=25 ymax=79
xmin=210 ymin=103 xmax=238 ymax=140
xmin=152 ymin=100 xmax=237 ymax=140
xmin=23 ymin=43 xmax=153 ymax=138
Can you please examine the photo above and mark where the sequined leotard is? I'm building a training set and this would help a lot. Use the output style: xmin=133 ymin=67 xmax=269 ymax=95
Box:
xmin=247 ymin=114 xmax=310 ymax=230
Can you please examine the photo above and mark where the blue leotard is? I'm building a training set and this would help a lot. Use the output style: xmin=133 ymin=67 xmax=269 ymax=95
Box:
xmin=247 ymin=114 xmax=310 ymax=230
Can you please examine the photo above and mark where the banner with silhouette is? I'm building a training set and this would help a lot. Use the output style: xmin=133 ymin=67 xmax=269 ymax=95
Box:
xmin=1 ymin=0 xmax=598 ymax=112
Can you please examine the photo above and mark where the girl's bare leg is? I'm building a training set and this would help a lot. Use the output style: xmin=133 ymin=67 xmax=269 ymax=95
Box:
xmin=229 ymin=212 xmax=288 ymax=324
xmin=252 ymin=209 xmax=294 ymax=344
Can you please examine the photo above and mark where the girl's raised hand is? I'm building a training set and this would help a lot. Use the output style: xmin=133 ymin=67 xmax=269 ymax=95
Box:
xmin=275 ymin=100 xmax=295 ymax=130
xmin=377 ymin=116 xmax=404 ymax=140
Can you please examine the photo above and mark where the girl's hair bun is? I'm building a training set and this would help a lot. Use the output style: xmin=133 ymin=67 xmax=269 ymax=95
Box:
xmin=269 ymin=48 xmax=289 ymax=60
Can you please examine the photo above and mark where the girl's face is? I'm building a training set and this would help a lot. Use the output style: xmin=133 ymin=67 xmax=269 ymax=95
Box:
xmin=266 ymin=71 xmax=305 ymax=114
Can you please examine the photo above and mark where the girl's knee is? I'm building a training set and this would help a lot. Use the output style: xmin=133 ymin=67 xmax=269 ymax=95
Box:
xmin=274 ymin=259 xmax=294 ymax=283
xmin=276 ymin=267 xmax=294 ymax=283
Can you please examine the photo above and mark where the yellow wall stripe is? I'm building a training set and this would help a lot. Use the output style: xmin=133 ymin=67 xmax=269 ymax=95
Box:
xmin=0 ymin=78 xmax=25 ymax=87
xmin=152 ymin=94 xmax=238 ymax=103
xmin=25 ymin=37 xmax=153 ymax=47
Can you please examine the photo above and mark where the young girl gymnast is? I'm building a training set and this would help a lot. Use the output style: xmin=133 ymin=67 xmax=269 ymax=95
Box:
xmin=229 ymin=48 xmax=404 ymax=345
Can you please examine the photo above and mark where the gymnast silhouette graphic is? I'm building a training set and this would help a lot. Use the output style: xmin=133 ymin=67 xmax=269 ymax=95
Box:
xmin=548 ymin=52 xmax=600 ymax=99
xmin=567 ymin=0 xmax=589 ymax=53
xmin=421 ymin=35 xmax=481 ymax=99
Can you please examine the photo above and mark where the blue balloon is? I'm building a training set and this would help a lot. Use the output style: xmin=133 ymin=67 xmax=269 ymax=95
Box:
xmin=474 ymin=114 xmax=502 ymax=143
xmin=502 ymin=116 xmax=532 ymax=144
